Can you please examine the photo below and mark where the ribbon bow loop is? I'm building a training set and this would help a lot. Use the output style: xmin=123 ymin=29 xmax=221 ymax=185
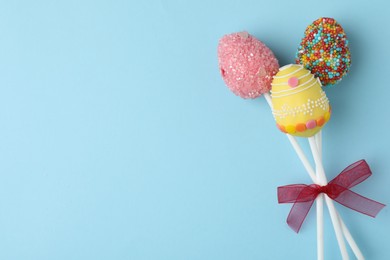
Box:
xmin=277 ymin=160 xmax=386 ymax=233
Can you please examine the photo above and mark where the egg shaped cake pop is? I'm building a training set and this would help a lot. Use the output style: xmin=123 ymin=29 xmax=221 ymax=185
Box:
xmin=296 ymin=17 xmax=351 ymax=86
xmin=271 ymin=64 xmax=331 ymax=137
xmin=218 ymin=31 xmax=279 ymax=99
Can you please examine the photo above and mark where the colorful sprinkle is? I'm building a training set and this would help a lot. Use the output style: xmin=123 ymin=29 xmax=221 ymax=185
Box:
xmin=277 ymin=124 xmax=287 ymax=133
xmin=324 ymin=111 xmax=331 ymax=122
xmin=287 ymin=77 xmax=299 ymax=88
xmin=296 ymin=123 xmax=307 ymax=132
xmin=285 ymin=125 xmax=296 ymax=134
xmin=317 ymin=117 xmax=325 ymax=127
xmin=306 ymin=120 xmax=317 ymax=129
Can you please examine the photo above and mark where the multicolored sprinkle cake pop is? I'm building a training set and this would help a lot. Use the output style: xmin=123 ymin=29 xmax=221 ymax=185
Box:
xmin=296 ymin=17 xmax=351 ymax=86
xmin=271 ymin=64 xmax=331 ymax=137
xmin=218 ymin=32 xmax=279 ymax=98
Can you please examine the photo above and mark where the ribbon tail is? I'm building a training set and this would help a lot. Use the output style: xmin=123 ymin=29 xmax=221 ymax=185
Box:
xmin=287 ymin=199 xmax=316 ymax=233
xmin=277 ymin=185 xmax=308 ymax=203
xmin=334 ymin=189 xmax=386 ymax=217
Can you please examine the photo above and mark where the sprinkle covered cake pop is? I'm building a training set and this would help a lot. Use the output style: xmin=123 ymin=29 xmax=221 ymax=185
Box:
xmin=271 ymin=64 xmax=331 ymax=137
xmin=218 ymin=32 xmax=279 ymax=99
xmin=296 ymin=17 xmax=351 ymax=86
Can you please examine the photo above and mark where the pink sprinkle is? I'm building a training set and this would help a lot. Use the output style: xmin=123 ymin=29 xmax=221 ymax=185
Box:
xmin=288 ymin=77 xmax=299 ymax=88
xmin=306 ymin=120 xmax=317 ymax=129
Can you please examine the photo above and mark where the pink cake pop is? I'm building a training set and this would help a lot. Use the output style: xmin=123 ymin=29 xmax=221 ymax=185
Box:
xmin=218 ymin=31 xmax=279 ymax=99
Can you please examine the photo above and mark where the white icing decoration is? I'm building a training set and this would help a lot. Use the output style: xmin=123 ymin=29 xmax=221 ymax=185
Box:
xmin=271 ymin=79 xmax=318 ymax=98
xmin=273 ymin=65 xmax=304 ymax=79
xmin=272 ymin=90 xmax=329 ymax=119
xmin=278 ymin=64 xmax=294 ymax=70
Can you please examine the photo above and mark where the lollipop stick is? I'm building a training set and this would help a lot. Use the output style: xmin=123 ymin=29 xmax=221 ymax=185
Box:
xmin=288 ymin=133 xmax=347 ymax=259
xmin=315 ymin=131 xmax=322 ymax=158
xmin=316 ymin=194 xmax=324 ymax=260
xmin=315 ymin=132 xmax=324 ymax=260
xmin=285 ymin=135 xmax=317 ymax=181
xmin=309 ymin=137 xmax=349 ymax=260
xmin=264 ymin=93 xmax=324 ymax=260
xmin=314 ymin=131 xmax=364 ymax=260
xmin=339 ymin=215 xmax=364 ymax=260
xmin=289 ymin=133 xmax=346 ymax=260
xmin=264 ymin=93 xmax=315 ymax=182
xmin=263 ymin=92 xmax=273 ymax=107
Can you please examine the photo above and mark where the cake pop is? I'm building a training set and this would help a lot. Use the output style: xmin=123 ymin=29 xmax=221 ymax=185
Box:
xmin=296 ymin=17 xmax=351 ymax=86
xmin=218 ymin=31 xmax=279 ymax=98
xmin=271 ymin=64 xmax=331 ymax=137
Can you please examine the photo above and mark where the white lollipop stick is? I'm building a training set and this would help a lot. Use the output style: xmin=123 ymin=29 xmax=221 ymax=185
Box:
xmin=288 ymin=134 xmax=347 ymax=260
xmin=339 ymin=215 xmax=364 ymax=260
xmin=264 ymin=92 xmax=315 ymax=179
xmin=316 ymin=194 xmax=324 ymax=260
xmin=315 ymin=131 xmax=322 ymax=158
xmin=309 ymin=137 xmax=349 ymax=260
xmin=314 ymin=131 xmax=365 ymax=260
xmin=264 ymin=93 xmax=327 ymax=260
xmin=315 ymin=131 xmax=324 ymax=260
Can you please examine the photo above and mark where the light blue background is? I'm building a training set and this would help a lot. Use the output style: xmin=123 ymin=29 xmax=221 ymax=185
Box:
xmin=0 ymin=0 xmax=389 ymax=259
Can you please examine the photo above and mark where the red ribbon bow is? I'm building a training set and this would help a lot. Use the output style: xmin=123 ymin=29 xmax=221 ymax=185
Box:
xmin=277 ymin=160 xmax=385 ymax=233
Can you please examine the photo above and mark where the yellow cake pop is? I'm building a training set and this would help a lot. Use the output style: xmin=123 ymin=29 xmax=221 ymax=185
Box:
xmin=271 ymin=64 xmax=331 ymax=137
